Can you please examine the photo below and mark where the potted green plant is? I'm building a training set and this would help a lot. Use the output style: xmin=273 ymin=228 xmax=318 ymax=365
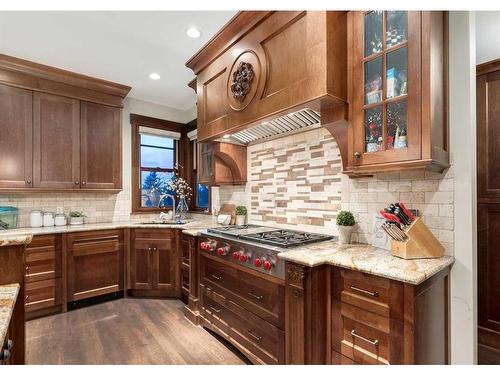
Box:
xmin=69 ymin=211 xmax=86 ymax=225
xmin=235 ymin=206 xmax=247 ymax=226
xmin=336 ymin=210 xmax=355 ymax=244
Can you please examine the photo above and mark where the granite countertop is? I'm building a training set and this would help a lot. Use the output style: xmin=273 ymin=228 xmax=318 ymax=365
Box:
xmin=277 ymin=240 xmax=454 ymax=285
xmin=0 ymin=219 xmax=221 ymax=245
xmin=0 ymin=284 xmax=20 ymax=345
xmin=0 ymin=221 xmax=454 ymax=285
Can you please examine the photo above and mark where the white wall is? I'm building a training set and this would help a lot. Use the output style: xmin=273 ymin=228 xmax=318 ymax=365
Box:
xmin=449 ymin=11 xmax=478 ymax=364
xmin=476 ymin=11 xmax=500 ymax=64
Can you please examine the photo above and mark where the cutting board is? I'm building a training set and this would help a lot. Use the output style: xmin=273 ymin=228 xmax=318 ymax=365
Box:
xmin=219 ymin=203 xmax=236 ymax=225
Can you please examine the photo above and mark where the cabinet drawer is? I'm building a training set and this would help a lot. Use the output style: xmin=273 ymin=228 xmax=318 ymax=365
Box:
xmin=201 ymin=255 xmax=284 ymax=328
xmin=25 ymin=278 xmax=61 ymax=312
xmin=25 ymin=235 xmax=61 ymax=282
xmin=339 ymin=315 xmax=389 ymax=365
xmin=340 ymin=269 xmax=391 ymax=317
xmin=133 ymin=229 xmax=175 ymax=243
xmin=202 ymin=286 xmax=284 ymax=365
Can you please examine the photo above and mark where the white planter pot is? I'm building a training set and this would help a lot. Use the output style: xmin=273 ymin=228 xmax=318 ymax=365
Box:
xmin=69 ymin=216 xmax=84 ymax=225
xmin=338 ymin=225 xmax=354 ymax=244
xmin=236 ymin=215 xmax=246 ymax=226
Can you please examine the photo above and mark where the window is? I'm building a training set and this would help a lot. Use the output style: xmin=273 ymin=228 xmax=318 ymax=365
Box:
xmin=131 ymin=115 xmax=183 ymax=213
xmin=192 ymin=139 xmax=210 ymax=211
xmin=140 ymin=132 xmax=176 ymax=208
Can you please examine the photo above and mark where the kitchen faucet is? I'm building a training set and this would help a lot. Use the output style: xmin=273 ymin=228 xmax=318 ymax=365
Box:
xmin=158 ymin=193 xmax=176 ymax=220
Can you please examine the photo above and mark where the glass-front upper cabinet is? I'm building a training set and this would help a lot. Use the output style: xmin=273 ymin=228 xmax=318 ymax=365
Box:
xmin=363 ymin=11 xmax=408 ymax=154
xmin=347 ymin=10 xmax=450 ymax=174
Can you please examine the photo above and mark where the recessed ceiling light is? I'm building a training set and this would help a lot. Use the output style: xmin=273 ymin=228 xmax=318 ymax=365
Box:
xmin=223 ymin=134 xmax=231 ymax=139
xmin=149 ymin=73 xmax=161 ymax=80
xmin=186 ymin=26 xmax=201 ymax=39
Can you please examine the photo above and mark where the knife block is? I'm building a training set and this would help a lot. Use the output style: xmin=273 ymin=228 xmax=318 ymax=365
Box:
xmin=390 ymin=217 xmax=444 ymax=259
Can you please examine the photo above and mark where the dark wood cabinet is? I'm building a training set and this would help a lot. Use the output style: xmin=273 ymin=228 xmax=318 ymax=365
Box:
xmin=346 ymin=11 xmax=448 ymax=174
xmin=66 ymin=230 xmax=124 ymax=302
xmin=33 ymin=92 xmax=81 ymax=189
xmin=0 ymin=84 xmax=32 ymax=188
xmin=24 ymin=235 xmax=63 ymax=319
xmin=80 ymin=101 xmax=122 ymax=189
xmin=284 ymin=262 xmax=450 ymax=365
xmin=477 ymin=63 xmax=500 ymax=361
xmin=129 ymin=229 xmax=180 ymax=297
xmin=183 ymin=234 xmax=202 ymax=323
xmin=198 ymin=143 xmax=215 ymax=184
xmin=199 ymin=252 xmax=285 ymax=364
xmin=0 ymin=54 xmax=129 ymax=192
xmin=197 ymin=142 xmax=247 ymax=186
xmin=284 ymin=263 xmax=330 ymax=364
xmin=478 ymin=203 xmax=500 ymax=355
xmin=0 ymin=244 xmax=26 ymax=364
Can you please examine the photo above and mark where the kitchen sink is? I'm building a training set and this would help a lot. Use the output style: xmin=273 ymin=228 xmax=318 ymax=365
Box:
xmin=139 ymin=219 xmax=192 ymax=225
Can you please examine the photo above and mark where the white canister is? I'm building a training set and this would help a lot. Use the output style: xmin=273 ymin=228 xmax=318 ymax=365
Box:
xmin=54 ymin=214 xmax=67 ymax=226
xmin=30 ymin=210 xmax=43 ymax=228
xmin=42 ymin=212 xmax=55 ymax=227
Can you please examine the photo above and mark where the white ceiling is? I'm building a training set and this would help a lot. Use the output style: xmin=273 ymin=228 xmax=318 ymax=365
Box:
xmin=476 ymin=11 xmax=500 ymax=64
xmin=0 ymin=11 xmax=236 ymax=110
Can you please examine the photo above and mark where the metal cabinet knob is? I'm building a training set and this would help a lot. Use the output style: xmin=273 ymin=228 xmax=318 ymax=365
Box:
xmin=82 ymin=181 xmax=86 ymax=185
xmin=26 ymin=179 xmax=32 ymax=184
xmin=75 ymin=181 xmax=80 ymax=185
xmin=6 ymin=339 xmax=13 ymax=350
xmin=354 ymin=152 xmax=361 ymax=158
xmin=148 ymin=247 xmax=152 ymax=252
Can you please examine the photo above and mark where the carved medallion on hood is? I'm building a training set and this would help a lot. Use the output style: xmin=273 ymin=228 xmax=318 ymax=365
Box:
xmin=227 ymin=50 xmax=260 ymax=111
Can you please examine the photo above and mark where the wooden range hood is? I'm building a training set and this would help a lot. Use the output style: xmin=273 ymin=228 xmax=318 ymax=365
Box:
xmin=185 ymin=11 xmax=350 ymax=170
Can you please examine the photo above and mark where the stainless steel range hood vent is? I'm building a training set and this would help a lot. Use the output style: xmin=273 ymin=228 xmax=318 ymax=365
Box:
xmin=229 ymin=108 xmax=321 ymax=145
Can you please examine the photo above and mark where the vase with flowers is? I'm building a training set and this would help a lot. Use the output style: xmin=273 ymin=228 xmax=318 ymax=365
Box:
xmin=166 ymin=177 xmax=193 ymax=220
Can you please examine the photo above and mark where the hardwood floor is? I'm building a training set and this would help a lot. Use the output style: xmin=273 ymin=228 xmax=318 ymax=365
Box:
xmin=26 ymin=298 xmax=249 ymax=365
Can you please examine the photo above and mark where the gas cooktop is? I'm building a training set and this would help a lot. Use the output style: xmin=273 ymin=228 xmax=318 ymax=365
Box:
xmin=207 ymin=225 xmax=333 ymax=248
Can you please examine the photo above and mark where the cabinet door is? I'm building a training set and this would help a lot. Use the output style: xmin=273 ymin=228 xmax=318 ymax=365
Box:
xmin=80 ymin=101 xmax=122 ymax=189
xmin=154 ymin=238 xmax=178 ymax=292
xmin=0 ymin=84 xmax=33 ymax=188
xmin=477 ymin=72 xmax=500 ymax=201
xmin=350 ymin=11 xmax=421 ymax=167
xmin=33 ymin=92 xmax=80 ymax=189
xmin=478 ymin=203 xmax=500 ymax=350
xmin=130 ymin=240 xmax=153 ymax=290
xmin=67 ymin=230 xmax=123 ymax=302
xmin=198 ymin=143 xmax=214 ymax=184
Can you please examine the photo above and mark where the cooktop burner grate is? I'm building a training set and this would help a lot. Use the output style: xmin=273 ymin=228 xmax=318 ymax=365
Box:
xmin=240 ymin=230 xmax=333 ymax=248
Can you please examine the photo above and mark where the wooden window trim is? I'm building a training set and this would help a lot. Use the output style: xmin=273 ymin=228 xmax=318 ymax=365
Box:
xmin=190 ymin=138 xmax=211 ymax=213
xmin=131 ymin=114 xmax=185 ymax=213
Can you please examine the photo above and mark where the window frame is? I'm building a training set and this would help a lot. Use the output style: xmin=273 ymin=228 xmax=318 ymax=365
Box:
xmin=131 ymin=114 xmax=185 ymax=214
xmin=191 ymin=138 xmax=211 ymax=213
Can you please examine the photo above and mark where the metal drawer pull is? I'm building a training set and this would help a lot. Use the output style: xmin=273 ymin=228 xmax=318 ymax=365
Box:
xmin=248 ymin=291 xmax=263 ymax=301
xmin=209 ymin=307 xmax=221 ymax=313
xmin=211 ymin=274 xmax=222 ymax=281
xmin=350 ymin=285 xmax=379 ymax=297
xmin=247 ymin=330 xmax=262 ymax=341
xmin=350 ymin=330 xmax=379 ymax=346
